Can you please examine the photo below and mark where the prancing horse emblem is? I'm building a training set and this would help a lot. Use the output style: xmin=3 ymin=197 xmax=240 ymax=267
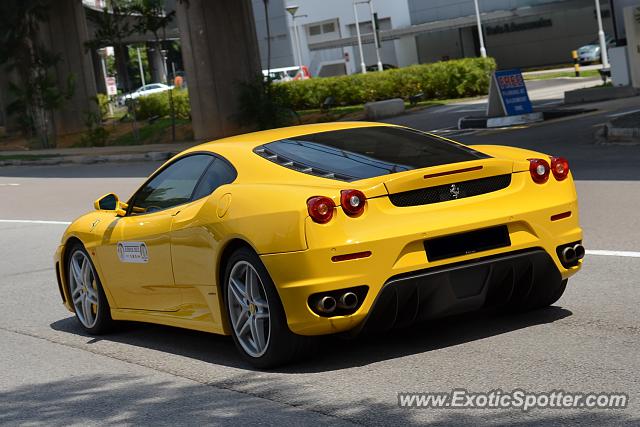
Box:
xmin=449 ymin=184 xmax=461 ymax=199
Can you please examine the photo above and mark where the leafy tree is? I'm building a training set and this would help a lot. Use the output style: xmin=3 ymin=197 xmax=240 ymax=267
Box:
xmin=86 ymin=0 xmax=137 ymax=91
xmin=0 ymin=0 xmax=74 ymax=147
xmin=130 ymin=0 xmax=175 ymax=83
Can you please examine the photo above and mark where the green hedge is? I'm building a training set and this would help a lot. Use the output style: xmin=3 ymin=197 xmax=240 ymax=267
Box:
xmin=281 ymin=57 xmax=496 ymax=110
xmin=134 ymin=89 xmax=191 ymax=120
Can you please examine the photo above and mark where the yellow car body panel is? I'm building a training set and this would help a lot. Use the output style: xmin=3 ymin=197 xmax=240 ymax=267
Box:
xmin=54 ymin=122 xmax=583 ymax=337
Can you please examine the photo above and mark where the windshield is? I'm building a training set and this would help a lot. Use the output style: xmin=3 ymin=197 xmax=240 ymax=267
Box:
xmin=254 ymin=126 xmax=489 ymax=181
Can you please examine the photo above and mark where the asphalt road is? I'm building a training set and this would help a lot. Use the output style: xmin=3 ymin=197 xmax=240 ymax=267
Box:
xmin=1 ymin=94 xmax=639 ymax=425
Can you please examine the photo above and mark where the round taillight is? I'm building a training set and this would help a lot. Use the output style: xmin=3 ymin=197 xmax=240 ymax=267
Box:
xmin=528 ymin=158 xmax=550 ymax=184
xmin=307 ymin=196 xmax=335 ymax=224
xmin=340 ymin=189 xmax=366 ymax=217
xmin=550 ymin=156 xmax=569 ymax=181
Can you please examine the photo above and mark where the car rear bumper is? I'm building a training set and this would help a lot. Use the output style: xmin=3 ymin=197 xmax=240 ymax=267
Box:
xmin=260 ymin=172 xmax=582 ymax=336
xmin=357 ymin=248 xmax=560 ymax=333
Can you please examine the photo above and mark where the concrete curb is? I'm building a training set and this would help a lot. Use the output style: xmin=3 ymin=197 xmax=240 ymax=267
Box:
xmin=564 ymin=85 xmax=639 ymax=104
xmin=0 ymin=150 xmax=178 ymax=167
xmin=458 ymin=109 xmax=593 ymax=130
xmin=602 ymin=123 xmax=640 ymax=145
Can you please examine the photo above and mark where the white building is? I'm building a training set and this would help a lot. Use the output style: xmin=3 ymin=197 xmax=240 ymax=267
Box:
xmin=252 ymin=0 xmax=418 ymax=76
xmin=253 ymin=0 xmax=629 ymax=76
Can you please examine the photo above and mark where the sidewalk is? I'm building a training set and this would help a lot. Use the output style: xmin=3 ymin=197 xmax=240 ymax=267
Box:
xmin=0 ymin=141 xmax=197 ymax=167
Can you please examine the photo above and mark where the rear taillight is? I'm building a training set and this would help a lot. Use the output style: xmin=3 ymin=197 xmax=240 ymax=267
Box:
xmin=307 ymin=196 xmax=335 ymax=224
xmin=529 ymin=158 xmax=550 ymax=184
xmin=340 ymin=189 xmax=366 ymax=217
xmin=550 ymin=156 xmax=569 ymax=181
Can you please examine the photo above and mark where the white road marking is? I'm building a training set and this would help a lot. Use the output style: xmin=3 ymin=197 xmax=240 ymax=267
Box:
xmin=607 ymin=108 xmax=640 ymax=118
xmin=586 ymin=250 xmax=640 ymax=258
xmin=0 ymin=183 xmax=20 ymax=186
xmin=0 ymin=219 xmax=71 ymax=225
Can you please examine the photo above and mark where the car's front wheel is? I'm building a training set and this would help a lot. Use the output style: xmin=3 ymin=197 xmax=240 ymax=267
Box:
xmin=224 ymin=247 xmax=314 ymax=368
xmin=67 ymin=243 xmax=113 ymax=334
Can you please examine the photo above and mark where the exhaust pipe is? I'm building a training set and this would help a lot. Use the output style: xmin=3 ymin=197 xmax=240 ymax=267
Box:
xmin=337 ymin=292 xmax=358 ymax=310
xmin=561 ymin=246 xmax=577 ymax=264
xmin=573 ymin=244 xmax=585 ymax=260
xmin=316 ymin=296 xmax=337 ymax=314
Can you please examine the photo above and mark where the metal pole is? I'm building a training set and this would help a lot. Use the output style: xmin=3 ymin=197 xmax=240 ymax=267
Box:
xmin=136 ymin=47 xmax=145 ymax=87
xmin=473 ymin=0 xmax=487 ymax=58
xmin=369 ymin=0 xmax=383 ymax=71
xmin=293 ymin=21 xmax=304 ymax=70
xmin=353 ymin=1 xmax=367 ymax=73
xmin=595 ymin=0 xmax=610 ymax=69
xmin=99 ymin=50 xmax=114 ymax=116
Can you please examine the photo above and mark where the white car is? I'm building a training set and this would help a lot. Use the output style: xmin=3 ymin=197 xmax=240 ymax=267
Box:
xmin=119 ymin=83 xmax=174 ymax=105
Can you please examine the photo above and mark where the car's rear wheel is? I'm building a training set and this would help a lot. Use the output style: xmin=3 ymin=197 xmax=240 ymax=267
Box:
xmin=67 ymin=243 xmax=112 ymax=334
xmin=531 ymin=279 xmax=568 ymax=309
xmin=224 ymin=247 xmax=314 ymax=368
xmin=506 ymin=277 xmax=568 ymax=312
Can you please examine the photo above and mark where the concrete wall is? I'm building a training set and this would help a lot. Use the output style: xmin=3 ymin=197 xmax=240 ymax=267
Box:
xmin=176 ymin=0 xmax=261 ymax=141
xmin=252 ymin=0 xmax=295 ymax=69
xmin=411 ymin=0 xmax=616 ymax=69
xmin=623 ymin=5 xmax=640 ymax=88
xmin=253 ymin=0 xmax=417 ymax=74
xmin=44 ymin=0 xmax=98 ymax=136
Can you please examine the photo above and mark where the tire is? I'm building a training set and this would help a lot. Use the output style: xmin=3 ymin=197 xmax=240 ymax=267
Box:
xmin=505 ymin=278 xmax=568 ymax=313
xmin=223 ymin=246 xmax=314 ymax=369
xmin=66 ymin=242 xmax=113 ymax=334
xmin=531 ymin=279 xmax=568 ymax=309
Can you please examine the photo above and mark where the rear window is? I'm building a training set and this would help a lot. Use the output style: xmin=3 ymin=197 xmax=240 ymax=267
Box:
xmin=254 ymin=126 xmax=488 ymax=181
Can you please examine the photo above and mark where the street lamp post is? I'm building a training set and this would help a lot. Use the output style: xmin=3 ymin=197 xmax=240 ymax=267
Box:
xmin=367 ymin=0 xmax=383 ymax=71
xmin=473 ymin=0 xmax=487 ymax=58
xmin=594 ymin=0 xmax=610 ymax=69
xmin=352 ymin=1 xmax=367 ymax=74
xmin=286 ymin=5 xmax=307 ymax=74
xmin=136 ymin=47 xmax=146 ymax=87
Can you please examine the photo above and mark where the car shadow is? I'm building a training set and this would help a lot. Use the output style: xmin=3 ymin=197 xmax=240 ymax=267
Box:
xmin=0 ymin=371 xmax=631 ymax=426
xmin=50 ymin=305 xmax=572 ymax=373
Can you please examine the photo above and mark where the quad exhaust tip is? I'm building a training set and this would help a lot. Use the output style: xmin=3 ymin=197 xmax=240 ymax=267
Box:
xmin=316 ymin=296 xmax=337 ymax=314
xmin=337 ymin=292 xmax=358 ymax=310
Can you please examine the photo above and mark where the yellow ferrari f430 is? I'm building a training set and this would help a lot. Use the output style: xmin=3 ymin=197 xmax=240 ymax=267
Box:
xmin=54 ymin=122 xmax=583 ymax=368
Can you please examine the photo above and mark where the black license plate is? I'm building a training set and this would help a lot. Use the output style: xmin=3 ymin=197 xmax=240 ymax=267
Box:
xmin=424 ymin=225 xmax=511 ymax=262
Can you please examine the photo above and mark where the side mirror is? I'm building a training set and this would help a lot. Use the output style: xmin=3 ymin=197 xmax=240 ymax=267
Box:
xmin=94 ymin=193 xmax=126 ymax=216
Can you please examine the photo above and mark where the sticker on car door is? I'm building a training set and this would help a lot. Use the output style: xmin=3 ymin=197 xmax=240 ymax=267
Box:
xmin=117 ymin=242 xmax=149 ymax=263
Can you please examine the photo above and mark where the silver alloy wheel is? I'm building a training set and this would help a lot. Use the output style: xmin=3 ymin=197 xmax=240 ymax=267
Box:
xmin=227 ymin=261 xmax=271 ymax=358
xmin=69 ymin=250 xmax=99 ymax=329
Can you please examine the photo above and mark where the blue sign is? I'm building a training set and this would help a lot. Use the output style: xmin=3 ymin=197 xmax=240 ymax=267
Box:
xmin=494 ymin=69 xmax=532 ymax=116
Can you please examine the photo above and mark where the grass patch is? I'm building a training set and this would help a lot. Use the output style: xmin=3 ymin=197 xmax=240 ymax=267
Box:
xmin=524 ymin=69 xmax=600 ymax=81
xmin=111 ymin=118 xmax=191 ymax=146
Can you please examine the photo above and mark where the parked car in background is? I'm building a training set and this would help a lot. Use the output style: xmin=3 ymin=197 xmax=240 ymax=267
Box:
xmin=365 ymin=63 xmax=397 ymax=72
xmin=577 ymin=36 xmax=615 ymax=64
xmin=262 ymin=66 xmax=311 ymax=83
xmin=118 ymin=83 xmax=174 ymax=106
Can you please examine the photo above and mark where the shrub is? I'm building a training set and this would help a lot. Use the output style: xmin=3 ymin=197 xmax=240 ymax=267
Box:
xmin=234 ymin=76 xmax=298 ymax=130
xmin=134 ymin=89 xmax=191 ymax=120
xmin=279 ymin=57 xmax=496 ymax=110
xmin=96 ymin=93 xmax=110 ymax=119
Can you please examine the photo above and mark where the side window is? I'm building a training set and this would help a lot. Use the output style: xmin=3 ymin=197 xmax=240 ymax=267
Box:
xmin=130 ymin=154 xmax=213 ymax=215
xmin=191 ymin=158 xmax=237 ymax=200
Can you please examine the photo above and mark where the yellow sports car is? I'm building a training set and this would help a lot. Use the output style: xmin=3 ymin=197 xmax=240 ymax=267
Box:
xmin=54 ymin=122 xmax=583 ymax=368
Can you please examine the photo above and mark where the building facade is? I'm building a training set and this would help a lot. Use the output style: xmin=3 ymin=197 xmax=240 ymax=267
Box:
xmin=253 ymin=0 xmax=625 ymax=74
